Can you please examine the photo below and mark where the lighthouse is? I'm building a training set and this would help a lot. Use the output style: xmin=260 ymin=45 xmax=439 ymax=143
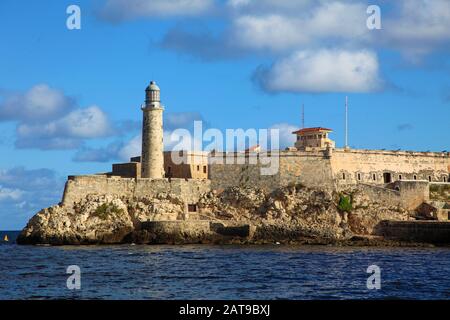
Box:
xmin=141 ymin=81 xmax=164 ymax=179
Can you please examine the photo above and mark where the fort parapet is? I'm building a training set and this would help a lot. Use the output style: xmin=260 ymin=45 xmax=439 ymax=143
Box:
xmin=62 ymin=175 xmax=210 ymax=207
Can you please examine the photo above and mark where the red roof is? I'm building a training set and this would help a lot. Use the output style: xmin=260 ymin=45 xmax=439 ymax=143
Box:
xmin=244 ymin=144 xmax=261 ymax=153
xmin=292 ymin=127 xmax=332 ymax=135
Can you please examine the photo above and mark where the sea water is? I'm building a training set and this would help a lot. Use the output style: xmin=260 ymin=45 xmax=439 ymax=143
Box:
xmin=1 ymin=231 xmax=449 ymax=300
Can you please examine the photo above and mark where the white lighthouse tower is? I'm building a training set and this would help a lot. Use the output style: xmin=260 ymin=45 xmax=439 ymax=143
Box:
xmin=141 ymin=81 xmax=164 ymax=179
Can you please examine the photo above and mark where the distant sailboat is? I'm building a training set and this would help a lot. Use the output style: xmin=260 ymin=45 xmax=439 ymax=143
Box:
xmin=3 ymin=234 xmax=8 ymax=242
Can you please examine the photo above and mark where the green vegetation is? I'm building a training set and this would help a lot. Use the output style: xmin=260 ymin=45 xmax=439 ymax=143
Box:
xmin=338 ymin=195 xmax=353 ymax=213
xmin=92 ymin=203 xmax=124 ymax=220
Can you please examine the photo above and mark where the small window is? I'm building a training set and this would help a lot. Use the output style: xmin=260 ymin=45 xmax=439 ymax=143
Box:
xmin=428 ymin=176 xmax=432 ymax=182
xmin=444 ymin=176 xmax=447 ymax=183
xmin=188 ymin=204 xmax=197 ymax=212
xmin=342 ymin=173 xmax=346 ymax=180
xmin=373 ymin=174 xmax=376 ymax=181
xmin=197 ymin=165 xmax=200 ymax=171
xmin=413 ymin=175 xmax=417 ymax=180
xmin=203 ymin=166 xmax=207 ymax=174
xmin=357 ymin=173 xmax=361 ymax=181
xmin=398 ymin=175 xmax=402 ymax=180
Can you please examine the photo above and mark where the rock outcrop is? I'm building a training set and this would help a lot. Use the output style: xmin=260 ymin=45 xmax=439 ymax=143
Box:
xmin=197 ymin=184 xmax=410 ymax=243
xmin=17 ymin=184 xmax=412 ymax=245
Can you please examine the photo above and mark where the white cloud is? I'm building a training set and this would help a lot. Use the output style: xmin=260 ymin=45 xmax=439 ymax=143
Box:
xmin=0 ymin=185 xmax=23 ymax=201
xmin=17 ymin=106 xmax=111 ymax=140
xmin=233 ymin=15 xmax=309 ymax=51
xmin=58 ymin=106 xmax=112 ymax=139
xmin=0 ymin=84 xmax=114 ymax=150
xmin=98 ymin=0 xmax=214 ymax=22
xmin=16 ymin=106 xmax=113 ymax=149
xmin=118 ymin=134 xmax=141 ymax=161
xmin=307 ymin=1 xmax=368 ymax=39
xmin=269 ymin=123 xmax=297 ymax=149
xmin=256 ymin=49 xmax=381 ymax=93
xmin=232 ymin=0 xmax=450 ymax=60
xmin=0 ymin=167 xmax=65 ymax=229
xmin=0 ymin=84 xmax=74 ymax=122
xmin=230 ymin=1 xmax=369 ymax=52
xmin=384 ymin=0 xmax=450 ymax=61
xmin=227 ymin=0 xmax=312 ymax=12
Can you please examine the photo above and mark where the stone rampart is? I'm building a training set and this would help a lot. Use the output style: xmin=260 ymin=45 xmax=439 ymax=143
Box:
xmin=208 ymin=153 xmax=281 ymax=191
xmin=208 ymin=151 xmax=333 ymax=191
xmin=62 ymin=175 xmax=211 ymax=206
xmin=356 ymin=181 xmax=429 ymax=210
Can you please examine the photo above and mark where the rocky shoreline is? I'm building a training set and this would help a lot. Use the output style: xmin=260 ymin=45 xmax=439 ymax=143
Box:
xmin=17 ymin=184 xmax=432 ymax=246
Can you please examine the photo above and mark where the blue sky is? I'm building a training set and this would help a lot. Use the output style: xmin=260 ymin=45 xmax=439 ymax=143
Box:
xmin=0 ymin=0 xmax=449 ymax=229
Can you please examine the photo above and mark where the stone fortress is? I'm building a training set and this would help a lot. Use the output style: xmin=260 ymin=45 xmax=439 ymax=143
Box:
xmin=63 ymin=81 xmax=450 ymax=222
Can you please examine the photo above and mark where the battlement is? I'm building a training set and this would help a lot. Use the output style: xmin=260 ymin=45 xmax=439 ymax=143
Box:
xmin=209 ymin=148 xmax=450 ymax=159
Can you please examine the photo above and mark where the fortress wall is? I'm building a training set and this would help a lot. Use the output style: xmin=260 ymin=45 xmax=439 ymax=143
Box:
xmin=208 ymin=152 xmax=333 ymax=191
xmin=330 ymin=149 xmax=450 ymax=185
xmin=208 ymin=149 xmax=449 ymax=192
xmin=62 ymin=175 xmax=136 ymax=205
xmin=354 ymin=183 xmax=403 ymax=207
xmin=355 ymin=182 xmax=428 ymax=210
xmin=390 ymin=181 xmax=430 ymax=209
xmin=62 ymin=175 xmax=210 ymax=206
xmin=209 ymin=155 xmax=281 ymax=191
xmin=279 ymin=152 xmax=334 ymax=189
xmin=134 ymin=178 xmax=210 ymax=203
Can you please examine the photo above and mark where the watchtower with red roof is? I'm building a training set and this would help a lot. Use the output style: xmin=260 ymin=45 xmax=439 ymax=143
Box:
xmin=292 ymin=127 xmax=335 ymax=151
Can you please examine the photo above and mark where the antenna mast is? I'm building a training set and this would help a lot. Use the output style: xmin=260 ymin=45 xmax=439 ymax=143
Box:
xmin=345 ymin=96 xmax=348 ymax=149
xmin=301 ymin=103 xmax=305 ymax=129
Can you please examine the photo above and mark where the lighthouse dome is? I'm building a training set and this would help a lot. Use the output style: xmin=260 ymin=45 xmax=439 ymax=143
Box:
xmin=145 ymin=81 xmax=160 ymax=103
xmin=146 ymin=81 xmax=160 ymax=91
